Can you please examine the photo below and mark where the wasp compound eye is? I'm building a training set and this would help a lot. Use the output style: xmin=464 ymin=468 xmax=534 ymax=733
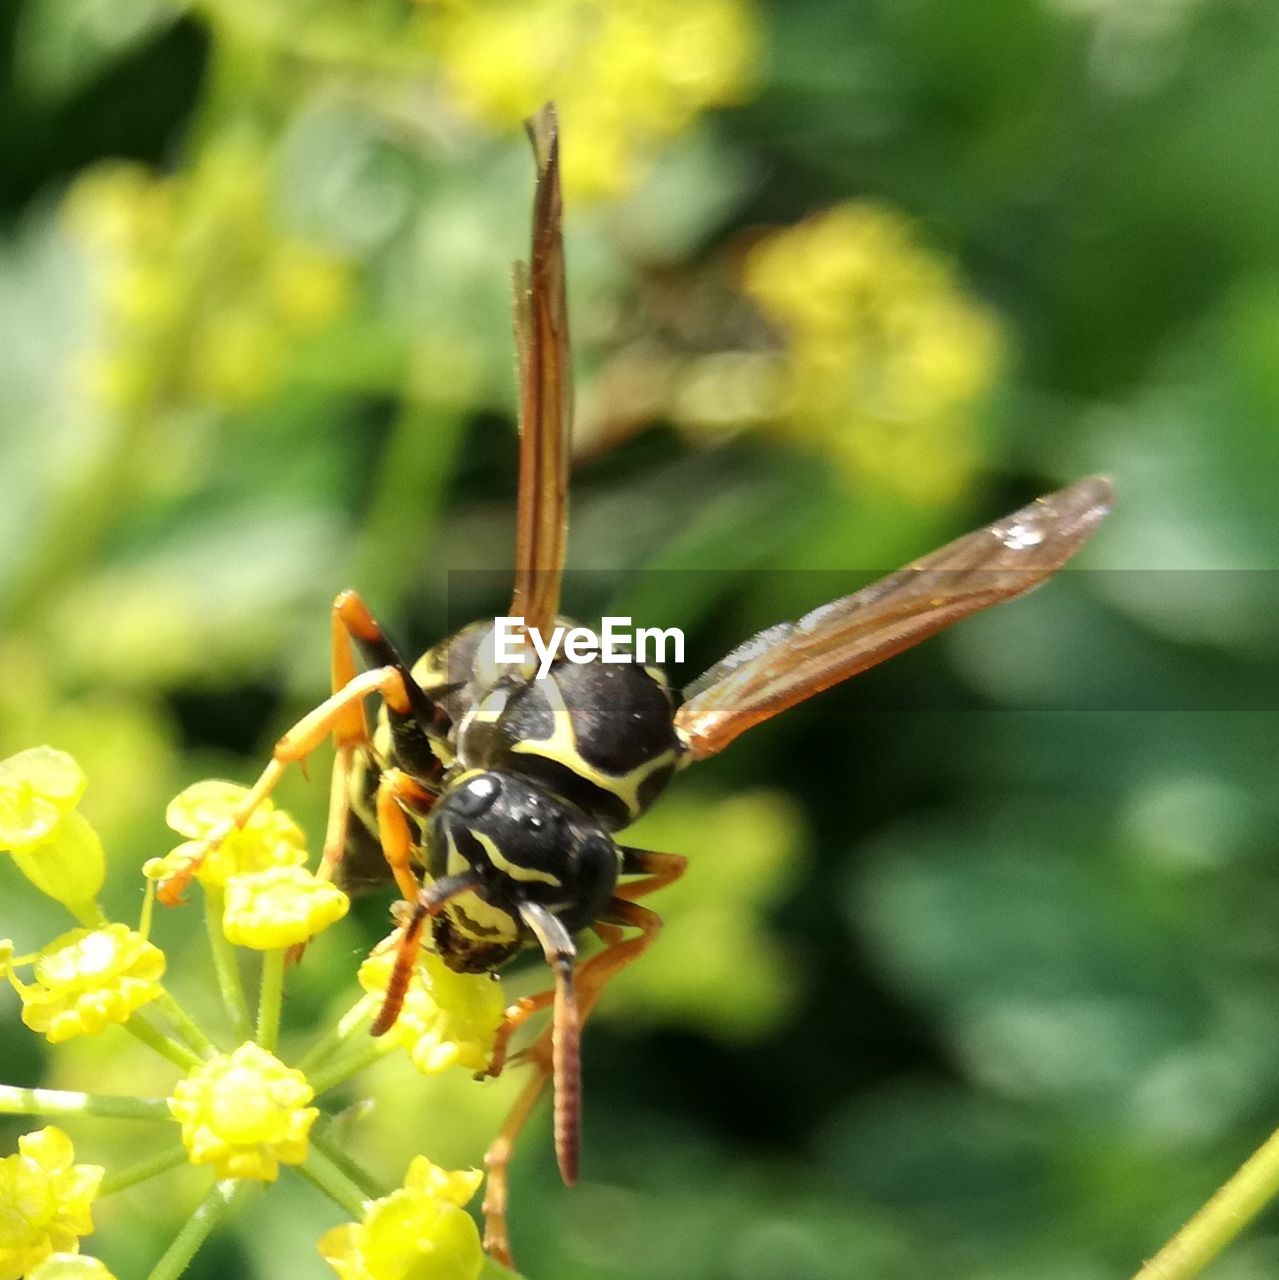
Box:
xmin=450 ymin=773 xmax=501 ymax=818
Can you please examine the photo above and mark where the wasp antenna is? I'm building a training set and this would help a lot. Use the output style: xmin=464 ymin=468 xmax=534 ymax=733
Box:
xmin=371 ymin=872 xmax=481 ymax=1037
xmin=518 ymin=900 xmax=580 ymax=1186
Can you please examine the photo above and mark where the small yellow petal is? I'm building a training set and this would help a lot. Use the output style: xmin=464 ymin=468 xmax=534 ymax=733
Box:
xmin=0 ymin=1127 xmax=103 ymax=1280
xmin=13 ymin=925 xmax=164 ymax=1044
xmin=10 ymin=812 xmax=106 ymax=911
xmin=222 ymin=866 xmax=349 ymax=950
xmin=358 ymin=946 xmax=503 ymax=1076
xmin=317 ymin=1156 xmax=483 ymax=1280
xmin=28 ymin=1255 xmax=118 ymax=1280
xmin=0 ymin=746 xmax=87 ymax=856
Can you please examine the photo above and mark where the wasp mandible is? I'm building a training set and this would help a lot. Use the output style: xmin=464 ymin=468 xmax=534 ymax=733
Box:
xmin=159 ymin=104 xmax=1112 ymax=1265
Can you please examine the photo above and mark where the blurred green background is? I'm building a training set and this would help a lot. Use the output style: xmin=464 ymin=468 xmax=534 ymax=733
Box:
xmin=3 ymin=1 xmax=1279 ymax=1277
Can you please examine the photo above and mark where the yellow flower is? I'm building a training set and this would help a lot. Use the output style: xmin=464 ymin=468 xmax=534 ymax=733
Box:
xmin=0 ymin=1127 xmax=104 ymax=1280
xmin=148 ymin=780 xmax=307 ymax=891
xmin=222 ymin=865 xmax=350 ymax=949
xmin=169 ymin=1043 xmax=317 ymax=1181
xmin=0 ymin=748 xmax=85 ymax=853
xmin=10 ymin=924 xmax=165 ymax=1043
xmin=358 ymin=948 xmax=503 ymax=1075
xmin=317 ymin=1156 xmax=483 ymax=1280
xmin=739 ymin=202 xmax=1002 ymax=503
xmin=430 ymin=0 xmax=759 ymax=199
xmin=28 ymin=1255 xmax=117 ymax=1280
xmin=0 ymin=748 xmax=104 ymax=911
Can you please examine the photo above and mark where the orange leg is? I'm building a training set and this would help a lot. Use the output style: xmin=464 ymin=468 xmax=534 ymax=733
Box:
xmin=375 ymin=768 xmax=435 ymax=904
xmin=482 ymin=1067 xmax=550 ymax=1268
xmin=484 ymin=989 xmax=556 ymax=1082
xmin=157 ymin=662 xmax=412 ymax=906
xmin=313 ymin=594 xmax=377 ymax=886
xmin=485 ymin=849 xmax=686 ymax=1081
xmin=480 ymin=849 xmax=686 ymax=1266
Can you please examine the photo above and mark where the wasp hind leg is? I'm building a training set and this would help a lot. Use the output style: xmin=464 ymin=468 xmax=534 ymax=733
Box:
xmin=157 ymin=591 xmax=419 ymax=906
xmin=480 ymin=848 xmax=686 ymax=1266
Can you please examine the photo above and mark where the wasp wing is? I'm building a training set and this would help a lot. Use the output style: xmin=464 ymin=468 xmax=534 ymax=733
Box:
xmin=509 ymin=103 xmax=572 ymax=638
xmin=675 ymin=475 xmax=1114 ymax=760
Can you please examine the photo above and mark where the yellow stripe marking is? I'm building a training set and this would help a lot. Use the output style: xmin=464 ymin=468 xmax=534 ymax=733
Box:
xmin=510 ymin=693 xmax=677 ymax=819
xmin=471 ymin=829 xmax=561 ymax=886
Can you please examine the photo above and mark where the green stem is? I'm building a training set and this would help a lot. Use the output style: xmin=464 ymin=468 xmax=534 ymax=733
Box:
xmin=294 ymin=996 xmax=369 ymax=1076
xmin=296 ymin=1142 xmax=373 ymax=1219
xmin=100 ymin=1143 xmax=188 ymax=1194
xmin=310 ymin=1123 xmax=384 ymax=1202
xmin=256 ymin=948 xmax=286 ymax=1052
xmin=0 ymin=1083 xmax=171 ymax=1121
xmin=126 ymin=1012 xmax=205 ymax=1071
xmin=1134 ymin=1125 xmax=1279 ymax=1280
xmin=308 ymin=1031 xmax=390 ymax=1096
xmin=204 ymin=887 xmax=252 ymax=1041
xmin=154 ymin=988 xmax=221 ymax=1058
xmin=145 ymin=1179 xmax=251 ymax=1280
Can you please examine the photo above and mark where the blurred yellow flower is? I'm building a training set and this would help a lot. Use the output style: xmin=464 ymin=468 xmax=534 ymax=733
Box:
xmin=0 ymin=748 xmax=104 ymax=912
xmin=739 ymin=202 xmax=1003 ymax=503
xmin=358 ymin=948 xmax=503 ymax=1075
xmin=63 ymin=142 xmax=349 ymax=414
xmin=27 ymin=1254 xmax=117 ymax=1280
xmin=317 ymin=1155 xmax=483 ymax=1280
xmin=10 ymin=924 xmax=164 ymax=1043
xmin=0 ymin=748 xmax=86 ymax=853
xmin=169 ymin=1042 xmax=318 ymax=1181
xmin=0 ymin=1127 xmax=103 ymax=1280
xmin=429 ymin=0 xmax=759 ymax=198
xmin=147 ymin=780 xmax=307 ymax=891
xmin=222 ymin=865 xmax=350 ymax=949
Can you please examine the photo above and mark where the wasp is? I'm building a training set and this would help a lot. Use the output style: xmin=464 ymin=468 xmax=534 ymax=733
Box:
xmin=159 ymin=105 xmax=1112 ymax=1265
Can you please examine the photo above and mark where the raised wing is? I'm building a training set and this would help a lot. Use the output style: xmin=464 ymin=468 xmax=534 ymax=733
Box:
xmin=675 ymin=475 xmax=1114 ymax=760
xmin=509 ymin=103 xmax=572 ymax=638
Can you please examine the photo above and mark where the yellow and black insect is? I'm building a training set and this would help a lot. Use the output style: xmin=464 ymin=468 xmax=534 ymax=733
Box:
xmin=159 ymin=105 xmax=1112 ymax=1265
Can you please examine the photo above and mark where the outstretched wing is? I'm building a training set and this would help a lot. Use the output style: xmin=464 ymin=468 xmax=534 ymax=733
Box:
xmin=675 ymin=475 xmax=1114 ymax=760
xmin=509 ymin=103 xmax=572 ymax=638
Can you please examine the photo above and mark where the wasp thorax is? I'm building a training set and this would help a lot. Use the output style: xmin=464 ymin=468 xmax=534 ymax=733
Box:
xmin=427 ymin=771 xmax=620 ymax=952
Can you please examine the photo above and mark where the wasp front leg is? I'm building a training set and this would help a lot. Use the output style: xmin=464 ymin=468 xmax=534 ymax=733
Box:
xmin=157 ymin=591 xmax=420 ymax=906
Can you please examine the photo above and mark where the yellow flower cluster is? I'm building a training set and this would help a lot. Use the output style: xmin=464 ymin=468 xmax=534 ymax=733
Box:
xmin=357 ymin=948 xmax=503 ymax=1075
xmin=318 ymin=1156 xmax=484 ymax=1280
xmin=741 ymin=202 xmax=1003 ymax=503
xmin=150 ymin=779 xmax=350 ymax=947
xmin=0 ymin=1127 xmax=103 ymax=1280
xmin=0 ymin=748 xmax=104 ymax=914
xmin=429 ymin=0 xmax=759 ymax=198
xmin=9 ymin=923 xmax=164 ymax=1043
xmin=169 ymin=1042 xmax=318 ymax=1181
xmin=63 ymin=141 xmax=349 ymax=414
xmin=1 ymin=748 xmax=509 ymax=1273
